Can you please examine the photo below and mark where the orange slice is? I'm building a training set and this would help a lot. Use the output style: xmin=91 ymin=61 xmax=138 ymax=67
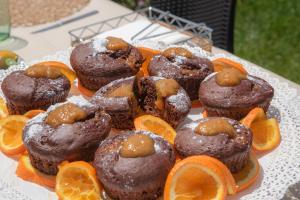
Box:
xmin=32 ymin=61 xmax=77 ymax=83
xmin=191 ymin=100 xmax=202 ymax=108
xmin=137 ymin=47 xmax=160 ymax=76
xmin=241 ymin=107 xmax=281 ymax=152
xmin=16 ymin=153 xmax=56 ymax=188
xmin=77 ymin=80 xmax=96 ymax=97
xmin=0 ymin=98 xmax=8 ymax=119
xmin=251 ymin=118 xmax=281 ymax=151
xmin=0 ymin=115 xmax=28 ymax=156
xmin=232 ymin=153 xmax=260 ymax=192
xmin=240 ymin=107 xmax=266 ymax=128
xmin=134 ymin=115 xmax=176 ymax=144
xmin=56 ymin=161 xmax=101 ymax=200
xmin=164 ymin=155 xmax=227 ymax=200
xmin=0 ymin=50 xmax=18 ymax=69
xmin=24 ymin=110 xmax=45 ymax=119
xmin=213 ymin=58 xmax=247 ymax=74
xmin=199 ymin=155 xmax=237 ymax=195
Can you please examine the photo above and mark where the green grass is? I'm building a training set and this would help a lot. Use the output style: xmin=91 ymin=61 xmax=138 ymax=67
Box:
xmin=235 ymin=0 xmax=300 ymax=84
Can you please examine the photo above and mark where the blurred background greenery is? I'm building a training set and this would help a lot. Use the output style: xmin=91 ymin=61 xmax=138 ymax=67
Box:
xmin=113 ymin=0 xmax=300 ymax=84
xmin=235 ymin=0 xmax=300 ymax=84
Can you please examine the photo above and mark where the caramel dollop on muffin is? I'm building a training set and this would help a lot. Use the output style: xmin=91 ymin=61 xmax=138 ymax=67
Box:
xmin=93 ymin=130 xmax=176 ymax=200
xmin=175 ymin=117 xmax=252 ymax=172
xmin=199 ymin=69 xmax=274 ymax=119
xmin=148 ymin=47 xmax=213 ymax=100
xmin=1 ymin=64 xmax=71 ymax=114
xmin=70 ymin=37 xmax=144 ymax=91
xmin=23 ymin=96 xmax=111 ymax=175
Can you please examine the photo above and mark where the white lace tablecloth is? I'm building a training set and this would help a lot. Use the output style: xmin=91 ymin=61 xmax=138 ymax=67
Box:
xmin=0 ymin=46 xmax=299 ymax=200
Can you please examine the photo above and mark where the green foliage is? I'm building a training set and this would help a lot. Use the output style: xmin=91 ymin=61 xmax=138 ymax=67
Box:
xmin=235 ymin=0 xmax=300 ymax=83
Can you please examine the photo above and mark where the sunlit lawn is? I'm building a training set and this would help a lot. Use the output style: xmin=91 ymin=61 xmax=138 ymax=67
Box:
xmin=235 ymin=0 xmax=300 ymax=84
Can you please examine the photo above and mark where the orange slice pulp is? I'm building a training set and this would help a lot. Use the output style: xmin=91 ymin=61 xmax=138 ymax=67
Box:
xmin=164 ymin=155 xmax=228 ymax=200
xmin=0 ymin=115 xmax=28 ymax=156
xmin=0 ymin=98 xmax=8 ymax=119
xmin=213 ymin=58 xmax=247 ymax=74
xmin=134 ymin=115 xmax=177 ymax=144
xmin=77 ymin=80 xmax=96 ymax=97
xmin=24 ymin=110 xmax=45 ymax=119
xmin=137 ymin=47 xmax=160 ymax=76
xmin=33 ymin=61 xmax=77 ymax=83
xmin=232 ymin=153 xmax=260 ymax=192
xmin=241 ymin=107 xmax=281 ymax=152
xmin=251 ymin=118 xmax=281 ymax=151
xmin=56 ymin=161 xmax=101 ymax=200
xmin=16 ymin=153 xmax=56 ymax=188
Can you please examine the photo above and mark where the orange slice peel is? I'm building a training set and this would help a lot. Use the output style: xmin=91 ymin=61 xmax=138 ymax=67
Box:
xmin=16 ymin=153 xmax=56 ymax=188
xmin=55 ymin=161 xmax=101 ymax=200
xmin=240 ymin=107 xmax=266 ymax=128
xmin=213 ymin=58 xmax=247 ymax=74
xmin=232 ymin=153 xmax=260 ymax=192
xmin=164 ymin=155 xmax=228 ymax=200
xmin=0 ymin=115 xmax=28 ymax=156
xmin=134 ymin=115 xmax=176 ymax=144
xmin=77 ymin=80 xmax=96 ymax=97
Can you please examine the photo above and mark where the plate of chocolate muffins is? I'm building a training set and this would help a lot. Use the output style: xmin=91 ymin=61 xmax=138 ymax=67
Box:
xmin=0 ymin=37 xmax=299 ymax=200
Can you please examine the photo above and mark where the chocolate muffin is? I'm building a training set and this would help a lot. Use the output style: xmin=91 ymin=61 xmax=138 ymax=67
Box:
xmin=93 ymin=130 xmax=176 ymax=200
xmin=148 ymin=47 xmax=213 ymax=100
xmin=23 ymin=96 xmax=111 ymax=175
xmin=199 ymin=68 xmax=274 ymax=120
xmin=70 ymin=37 xmax=143 ymax=91
xmin=1 ymin=64 xmax=71 ymax=114
xmin=138 ymin=76 xmax=191 ymax=128
xmin=91 ymin=76 xmax=191 ymax=129
xmin=175 ymin=117 xmax=252 ymax=172
xmin=90 ymin=76 xmax=138 ymax=129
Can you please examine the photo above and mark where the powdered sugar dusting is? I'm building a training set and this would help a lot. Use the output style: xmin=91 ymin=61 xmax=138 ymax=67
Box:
xmin=24 ymin=123 xmax=44 ymax=143
xmin=154 ymin=143 xmax=161 ymax=152
xmin=68 ymin=95 xmax=93 ymax=108
xmin=174 ymin=55 xmax=187 ymax=65
xmin=92 ymin=38 xmax=107 ymax=53
xmin=182 ymin=121 xmax=199 ymax=131
xmin=132 ymin=39 xmax=167 ymax=50
xmin=167 ymin=91 xmax=190 ymax=112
